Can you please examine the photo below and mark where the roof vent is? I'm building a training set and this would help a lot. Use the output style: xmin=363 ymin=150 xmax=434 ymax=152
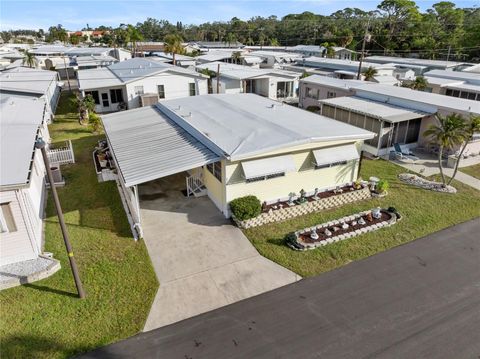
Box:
xmin=130 ymin=70 xmax=133 ymax=74
xmin=174 ymin=105 xmax=181 ymax=111
xmin=270 ymin=104 xmax=276 ymax=109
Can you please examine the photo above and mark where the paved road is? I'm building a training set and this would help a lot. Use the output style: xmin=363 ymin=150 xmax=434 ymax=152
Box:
xmin=80 ymin=219 xmax=480 ymax=359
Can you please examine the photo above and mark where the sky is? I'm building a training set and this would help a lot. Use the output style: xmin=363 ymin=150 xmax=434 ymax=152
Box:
xmin=0 ymin=0 xmax=477 ymax=31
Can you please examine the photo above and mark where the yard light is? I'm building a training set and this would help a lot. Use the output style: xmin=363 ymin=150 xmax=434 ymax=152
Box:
xmin=35 ymin=138 xmax=86 ymax=299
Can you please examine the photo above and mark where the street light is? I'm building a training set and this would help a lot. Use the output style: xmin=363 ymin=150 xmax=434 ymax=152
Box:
xmin=35 ymin=138 xmax=85 ymax=299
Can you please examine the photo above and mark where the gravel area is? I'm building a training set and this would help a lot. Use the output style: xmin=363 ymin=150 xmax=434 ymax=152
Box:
xmin=398 ymin=173 xmax=457 ymax=193
xmin=0 ymin=256 xmax=60 ymax=289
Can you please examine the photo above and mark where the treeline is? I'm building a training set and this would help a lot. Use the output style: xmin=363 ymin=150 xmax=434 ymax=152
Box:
xmin=2 ymin=0 xmax=479 ymax=60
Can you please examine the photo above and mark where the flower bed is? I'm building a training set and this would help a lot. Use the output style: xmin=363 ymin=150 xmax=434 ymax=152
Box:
xmin=233 ymin=186 xmax=372 ymax=229
xmin=286 ymin=208 xmax=400 ymax=251
xmin=398 ymin=173 xmax=456 ymax=193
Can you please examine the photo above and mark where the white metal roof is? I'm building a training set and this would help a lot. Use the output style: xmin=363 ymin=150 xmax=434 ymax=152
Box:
xmin=249 ymin=51 xmax=301 ymax=62
xmin=158 ymin=94 xmax=374 ymax=161
xmin=0 ymin=96 xmax=45 ymax=187
xmin=424 ymin=76 xmax=463 ymax=87
xmin=300 ymin=74 xmax=366 ymax=89
xmin=77 ymin=67 xmax=123 ymax=90
xmin=101 ymin=106 xmax=220 ymax=187
xmin=196 ymin=62 xmax=299 ymax=80
xmin=355 ymin=84 xmax=480 ymax=115
xmin=445 ymin=83 xmax=480 ymax=93
xmin=313 ymin=144 xmax=359 ymax=166
xmin=365 ymin=56 xmax=473 ymax=69
xmin=0 ymin=67 xmax=57 ymax=95
xmin=242 ymin=155 xmax=296 ymax=179
xmin=320 ymin=96 xmax=432 ymax=123
xmin=299 ymin=57 xmax=394 ymax=71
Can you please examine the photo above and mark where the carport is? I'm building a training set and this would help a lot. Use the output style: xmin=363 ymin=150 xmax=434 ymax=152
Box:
xmin=102 ymin=105 xmax=221 ymax=239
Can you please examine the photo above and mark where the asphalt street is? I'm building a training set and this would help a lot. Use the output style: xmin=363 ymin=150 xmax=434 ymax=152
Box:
xmin=80 ymin=218 xmax=480 ymax=359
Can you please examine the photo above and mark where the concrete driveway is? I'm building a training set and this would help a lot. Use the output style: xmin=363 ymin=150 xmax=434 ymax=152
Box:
xmin=139 ymin=173 xmax=300 ymax=331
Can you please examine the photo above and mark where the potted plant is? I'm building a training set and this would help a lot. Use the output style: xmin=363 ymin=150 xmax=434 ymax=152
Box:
xmin=296 ymin=189 xmax=308 ymax=204
xmin=97 ymin=153 xmax=108 ymax=168
xmin=374 ymin=179 xmax=389 ymax=197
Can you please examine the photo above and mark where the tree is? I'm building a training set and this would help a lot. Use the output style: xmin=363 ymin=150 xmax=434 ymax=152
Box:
xmin=224 ymin=32 xmax=237 ymax=47
xmin=164 ymin=33 xmax=184 ymax=66
xmin=321 ymin=42 xmax=335 ymax=58
xmin=423 ymin=113 xmax=466 ymax=187
xmin=127 ymin=25 xmax=144 ymax=57
xmin=411 ymin=76 xmax=429 ymax=91
xmin=447 ymin=116 xmax=480 ymax=186
xmin=69 ymin=34 xmax=80 ymax=45
xmin=22 ymin=51 xmax=36 ymax=68
xmin=231 ymin=51 xmax=242 ymax=64
xmin=73 ymin=94 xmax=96 ymax=125
xmin=362 ymin=66 xmax=378 ymax=81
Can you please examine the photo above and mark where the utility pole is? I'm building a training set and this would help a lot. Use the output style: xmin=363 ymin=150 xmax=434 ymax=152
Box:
xmin=35 ymin=138 xmax=86 ymax=299
xmin=216 ymin=63 xmax=220 ymax=94
xmin=62 ymin=55 xmax=72 ymax=92
xmin=356 ymin=18 xmax=371 ymax=80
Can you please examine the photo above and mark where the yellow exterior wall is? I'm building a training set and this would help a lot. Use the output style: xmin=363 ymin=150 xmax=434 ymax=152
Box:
xmin=202 ymin=163 xmax=226 ymax=211
xmin=224 ymin=140 xmax=361 ymax=209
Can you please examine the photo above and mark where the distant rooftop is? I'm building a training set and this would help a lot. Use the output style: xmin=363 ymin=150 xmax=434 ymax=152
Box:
xmin=299 ymin=56 xmax=395 ymax=71
xmin=300 ymin=74 xmax=366 ymax=89
xmin=365 ymin=56 xmax=473 ymax=69
xmin=157 ymin=94 xmax=374 ymax=160
xmin=424 ymin=69 xmax=480 ymax=85
xmin=0 ymin=67 xmax=58 ymax=95
xmin=196 ymin=62 xmax=299 ymax=80
xmin=0 ymin=96 xmax=46 ymax=187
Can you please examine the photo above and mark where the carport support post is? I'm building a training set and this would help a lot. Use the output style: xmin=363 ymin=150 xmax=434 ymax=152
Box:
xmin=35 ymin=138 xmax=86 ymax=299
xmin=133 ymin=185 xmax=141 ymax=223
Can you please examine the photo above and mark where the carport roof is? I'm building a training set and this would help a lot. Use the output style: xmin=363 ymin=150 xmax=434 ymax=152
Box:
xmin=102 ymin=106 xmax=220 ymax=187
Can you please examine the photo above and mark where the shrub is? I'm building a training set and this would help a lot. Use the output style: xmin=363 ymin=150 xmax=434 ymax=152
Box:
xmin=89 ymin=113 xmax=102 ymax=133
xmin=230 ymin=195 xmax=261 ymax=221
xmin=377 ymin=179 xmax=389 ymax=193
xmin=285 ymin=232 xmax=297 ymax=244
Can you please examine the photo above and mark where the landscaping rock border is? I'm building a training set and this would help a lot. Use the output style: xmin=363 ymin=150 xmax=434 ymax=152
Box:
xmin=233 ymin=187 xmax=372 ymax=229
xmin=398 ymin=173 xmax=457 ymax=193
xmin=286 ymin=208 xmax=400 ymax=251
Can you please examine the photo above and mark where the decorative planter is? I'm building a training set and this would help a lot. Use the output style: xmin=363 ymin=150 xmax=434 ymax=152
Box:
xmin=398 ymin=173 xmax=456 ymax=193
xmin=233 ymin=186 xmax=372 ymax=229
xmin=286 ymin=208 xmax=400 ymax=251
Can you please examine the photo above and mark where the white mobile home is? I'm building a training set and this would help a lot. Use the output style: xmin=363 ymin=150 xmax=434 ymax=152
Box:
xmin=422 ymin=70 xmax=480 ymax=101
xmin=101 ymin=94 xmax=374 ymax=238
xmin=78 ymin=58 xmax=209 ymax=113
xmin=0 ymin=97 xmax=50 ymax=266
xmin=0 ymin=67 xmax=61 ymax=119
xmin=196 ymin=62 xmax=300 ymax=101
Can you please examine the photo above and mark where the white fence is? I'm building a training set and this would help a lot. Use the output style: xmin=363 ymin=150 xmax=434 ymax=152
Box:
xmin=47 ymin=140 xmax=75 ymax=165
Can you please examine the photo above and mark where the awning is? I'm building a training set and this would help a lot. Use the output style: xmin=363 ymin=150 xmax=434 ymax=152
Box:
xmin=313 ymin=144 xmax=359 ymax=167
xmin=242 ymin=155 xmax=296 ymax=179
xmin=102 ymin=106 xmax=221 ymax=187
xmin=244 ymin=56 xmax=262 ymax=64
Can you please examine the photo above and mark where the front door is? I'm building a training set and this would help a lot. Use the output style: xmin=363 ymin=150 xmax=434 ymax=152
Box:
xmin=101 ymin=93 xmax=109 ymax=108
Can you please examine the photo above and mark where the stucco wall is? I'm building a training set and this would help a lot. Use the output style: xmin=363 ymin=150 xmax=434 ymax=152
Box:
xmin=299 ymin=81 xmax=354 ymax=109
xmin=202 ymin=164 xmax=226 ymax=212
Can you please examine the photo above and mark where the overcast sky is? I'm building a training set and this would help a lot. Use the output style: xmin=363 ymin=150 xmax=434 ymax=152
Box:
xmin=1 ymin=0 xmax=477 ymax=31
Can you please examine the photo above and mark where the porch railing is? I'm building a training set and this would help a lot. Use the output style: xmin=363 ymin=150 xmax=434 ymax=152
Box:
xmin=47 ymin=140 xmax=75 ymax=165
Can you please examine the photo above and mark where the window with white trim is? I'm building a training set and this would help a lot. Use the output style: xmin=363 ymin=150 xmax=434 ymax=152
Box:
xmin=246 ymin=172 xmax=285 ymax=183
xmin=0 ymin=202 xmax=17 ymax=233
xmin=189 ymin=83 xmax=196 ymax=96
xmin=315 ymin=161 xmax=348 ymax=170
xmin=157 ymin=85 xmax=165 ymax=99
xmin=206 ymin=161 xmax=222 ymax=182
xmin=134 ymin=86 xmax=144 ymax=95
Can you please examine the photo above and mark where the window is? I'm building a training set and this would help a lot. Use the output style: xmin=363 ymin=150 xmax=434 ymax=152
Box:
xmin=157 ymin=85 xmax=165 ymax=99
xmin=327 ymin=91 xmax=336 ymax=98
xmin=467 ymin=92 xmax=476 ymax=101
xmin=206 ymin=161 xmax=222 ymax=182
xmin=134 ymin=86 xmax=144 ymax=95
xmin=445 ymin=88 xmax=453 ymax=97
xmin=85 ymin=91 xmax=100 ymax=105
xmin=246 ymin=172 xmax=285 ymax=183
xmin=315 ymin=161 xmax=347 ymax=170
xmin=406 ymin=118 xmax=422 ymax=144
xmin=189 ymin=83 xmax=196 ymax=96
xmin=306 ymin=87 xmax=318 ymax=99
xmin=277 ymin=81 xmax=293 ymax=98
xmin=0 ymin=202 xmax=17 ymax=233
xmin=109 ymin=89 xmax=124 ymax=103
xmin=460 ymin=91 xmax=469 ymax=99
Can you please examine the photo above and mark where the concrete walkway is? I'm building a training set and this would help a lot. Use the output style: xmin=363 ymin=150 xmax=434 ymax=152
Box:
xmin=139 ymin=174 xmax=300 ymax=331
xmin=390 ymin=155 xmax=480 ymax=190
xmin=81 ymin=218 xmax=480 ymax=359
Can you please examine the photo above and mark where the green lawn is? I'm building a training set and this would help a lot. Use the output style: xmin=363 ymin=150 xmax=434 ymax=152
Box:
xmin=460 ymin=163 xmax=480 ymax=180
xmin=244 ymin=159 xmax=480 ymax=278
xmin=0 ymin=92 xmax=159 ymax=359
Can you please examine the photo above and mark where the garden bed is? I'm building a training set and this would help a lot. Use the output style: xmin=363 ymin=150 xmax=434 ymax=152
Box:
xmin=286 ymin=208 xmax=400 ymax=251
xmin=234 ymin=186 xmax=372 ymax=229
xmin=398 ymin=173 xmax=456 ymax=193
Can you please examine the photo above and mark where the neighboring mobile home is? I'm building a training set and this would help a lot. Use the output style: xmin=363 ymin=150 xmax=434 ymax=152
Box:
xmin=78 ymin=58 xmax=209 ymax=113
xmin=101 ymin=94 xmax=374 ymax=238
xmin=196 ymin=62 xmax=300 ymax=101
xmin=422 ymin=69 xmax=480 ymax=101
xmin=0 ymin=97 xmax=50 ymax=266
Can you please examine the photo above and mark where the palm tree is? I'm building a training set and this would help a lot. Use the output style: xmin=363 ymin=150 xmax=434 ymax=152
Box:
xmin=224 ymin=32 xmax=236 ymax=47
xmin=362 ymin=66 xmax=378 ymax=81
xmin=164 ymin=34 xmax=184 ymax=66
xmin=127 ymin=25 xmax=143 ymax=57
xmin=447 ymin=116 xmax=480 ymax=186
xmin=231 ymin=51 xmax=242 ymax=64
xmin=411 ymin=76 xmax=429 ymax=91
xmin=321 ymin=42 xmax=335 ymax=58
xmin=22 ymin=51 xmax=36 ymax=68
xmin=423 ymin=114 xmax=466 ymax=187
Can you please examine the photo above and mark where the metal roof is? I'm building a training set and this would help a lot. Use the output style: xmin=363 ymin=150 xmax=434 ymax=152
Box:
xmin=158 ymin=94 xmax=374 ymax=161
xmin=300 ymin=75 xmax=365 ymax=89
xmin=101 ymin=106 xmax=220 ymax=187
xmin=0 ymin=67 xmax=58 ymax=95
xmin=0 ymin=96 xmax=45 ymax=187
xmin=365 ymin=56 xmax=473 ymax=68
xmin=196 ymin=62 xmax=299 ymax=80
xmin=423 ymin=76 xmax=463 ymax=87
xmin=320 ymin=96 xmax=432 ymax=123
xmin=299 ymin=57 xmax=395 ymax=71
xmin=355 ymin=84 xmax=480 ymax=115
